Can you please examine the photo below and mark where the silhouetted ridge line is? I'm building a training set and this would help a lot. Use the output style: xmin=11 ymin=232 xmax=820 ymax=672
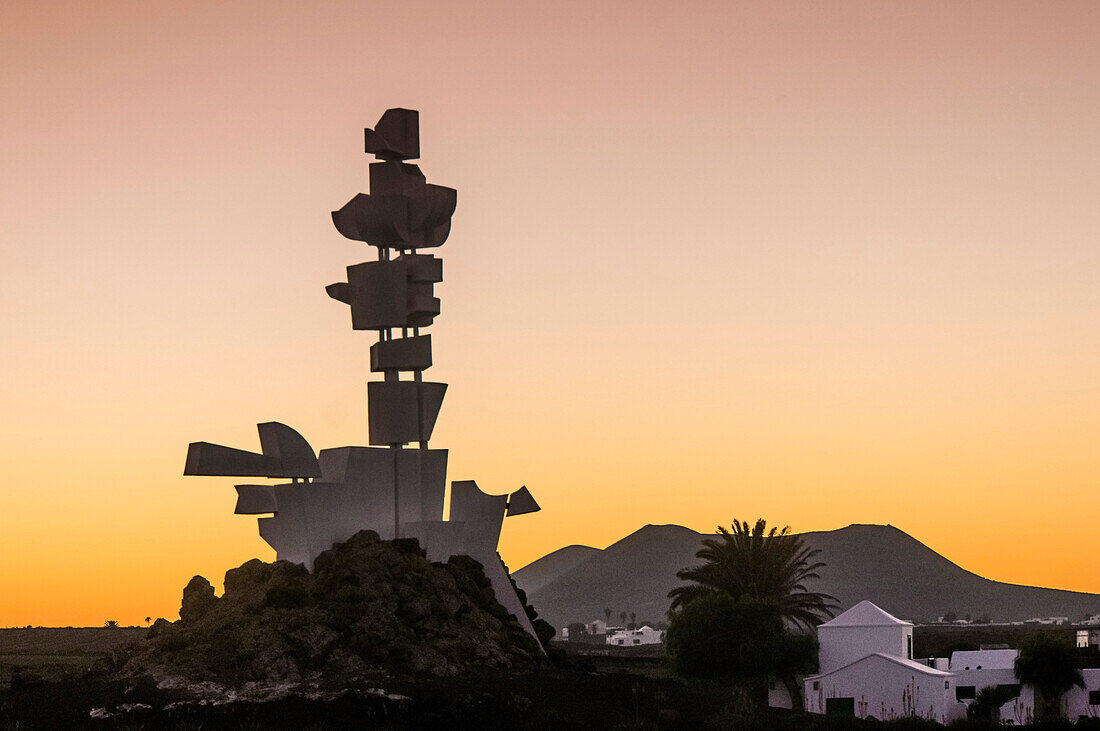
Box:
xmin=514 ymin=523 xmax=1100 ymax=630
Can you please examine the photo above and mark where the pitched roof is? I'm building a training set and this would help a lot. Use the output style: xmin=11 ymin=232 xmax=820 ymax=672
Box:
xmin=807 ymin=652 xmax=953 ymax=680
xmin=820 ymin=600 xmax=912 ymax=628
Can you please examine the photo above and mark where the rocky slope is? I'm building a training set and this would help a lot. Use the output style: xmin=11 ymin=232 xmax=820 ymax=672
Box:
xmin=122 ymin=530 xmax=550 ymax=687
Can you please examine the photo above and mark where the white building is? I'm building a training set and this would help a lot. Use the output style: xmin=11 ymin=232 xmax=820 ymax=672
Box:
xmin=1064 ymin=668 xmax=1100 ymax=722
xmin=805 ymin=652 xmax=962 ymax=722
xmin=587 ymin=619 xmax=608 ymax=635
xmin=606 ymin=625 xmax=663 ymax=646
xmin=794 ymin=599 xmax=1100 ymax=723
xmin=804 ymin=601 xmax=966 ymax=723
xmin=948 ymin=649 xmax=1033 ymax=724
xmin=1077 ymin=628 xmax=1100 ymax=647
xmin=817 ymin=600 xmax=915 ymax=674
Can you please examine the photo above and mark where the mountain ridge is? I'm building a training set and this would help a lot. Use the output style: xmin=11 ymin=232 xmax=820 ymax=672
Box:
xmin=514 ymin=523 xmax=1100 ymax=630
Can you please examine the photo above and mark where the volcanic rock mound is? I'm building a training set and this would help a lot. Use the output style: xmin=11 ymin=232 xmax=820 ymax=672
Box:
xmin=124 ymin=530 xmax=547 ymax=686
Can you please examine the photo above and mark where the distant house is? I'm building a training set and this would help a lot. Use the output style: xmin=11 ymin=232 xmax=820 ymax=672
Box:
xmin=587 ymin=619 xmax=608 ymax=635
xmin=606 ymin=625 xmax=663 ymax=646
xmin=803 ymin=601 xmax=965 ymax=723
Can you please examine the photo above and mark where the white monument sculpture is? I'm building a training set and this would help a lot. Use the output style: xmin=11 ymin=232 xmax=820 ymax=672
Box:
xmin=184 ymin=109 xmax=543 ymax=642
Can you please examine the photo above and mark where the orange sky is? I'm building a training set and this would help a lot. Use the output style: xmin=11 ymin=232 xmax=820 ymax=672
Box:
xmin=1 ymin=1 xmax=1097 ymax=627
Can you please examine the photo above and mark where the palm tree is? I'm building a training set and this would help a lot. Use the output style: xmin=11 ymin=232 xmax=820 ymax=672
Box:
xmin=630 ymin=612 xmax=637 ymax=629
xmin=604 ymin=607 xmax=612 ymax=626
xmin=103 ymin=619 xmax=119 ymax=629
xmin=1014 ymin=632 xmax=1084 ymax=720
xmin=620 ymin=611 xmax=628 ymax=627
xmin=669 ymin=518 xmax=838 ymax=630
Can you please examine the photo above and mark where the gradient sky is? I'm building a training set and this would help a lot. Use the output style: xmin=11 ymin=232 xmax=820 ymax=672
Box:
xmin=2 ymin=1 xmax=1098 ymax=627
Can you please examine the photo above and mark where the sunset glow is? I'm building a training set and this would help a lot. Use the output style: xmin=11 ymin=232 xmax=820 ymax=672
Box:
xmin=1 ymin=1 xmax=1098 ymax=626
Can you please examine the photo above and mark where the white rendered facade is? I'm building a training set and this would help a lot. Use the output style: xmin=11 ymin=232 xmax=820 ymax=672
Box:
xmin=948 ymin=649 xmax=1033 ymax=723
xmin=1064 ymin=668 xmax=1100 ymax=722
xmin=817 ymin=601 xmax=915 ymax=675
xmin=606 ymin=626 xmax=663 ymax=646
xmin=804 ymin=652 xmax=965 ymax=723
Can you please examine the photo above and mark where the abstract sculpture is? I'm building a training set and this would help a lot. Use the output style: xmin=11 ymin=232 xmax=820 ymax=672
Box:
xmin=185 ymin=109 xmax=542 ymax=642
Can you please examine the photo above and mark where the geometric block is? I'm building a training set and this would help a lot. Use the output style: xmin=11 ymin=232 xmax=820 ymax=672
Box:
xmin=258 ymin=515 xmax=309 ymax=565
xmin=185 ymin=441 xmax=277 ymax=477
xmin=369 ymin=161 xmax=426 ymax=196
xmin=417 ymin=381 xmax=447 ymax=439
xmin=417 ymin=448 xmax=448 ymax=522
xmin=365 ymin=108 xmax=419 ymax=161
xmin=370 ymin=335 xmax=432 ymax=372
xmin=400 ymin=253 xmax=442 ymax=283
xmin=405 ymin=282 xmax=440 ymax=327
xmin=506 ymin=485 xmax=540 ymax=517
xmin=183 ymin=422 xmax=320 ymax=479
xmin=405 ymin=185 xmax=456 ymax=247
xmin=234 ymin=484 xmax=277 ymax=514
xmin=367 ymin=381 xmax=447 ymax=446
xmin=346 ymin=260 xmax=408 ymax=330
xmin=331 ymin=193 xmax=412 ymax=246
xmin=330 ymin=187 xmax=455 ymax=249
xmin=314 ymin=445 xmax=447 ymax=539
xmin=256 ymin=422 xmax=322 ymax=478
xmin=325 ymin=281 xmax=352 ymax=304
xmin=449 ymin=479 xmax=509 ymax=555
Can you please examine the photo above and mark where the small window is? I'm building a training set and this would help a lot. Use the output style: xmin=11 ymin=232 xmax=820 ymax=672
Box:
xmin=825 ymin=697 xmax=855 ymax=717
xmin=633 ymin=639 xmax=640 ymax=645
xmin=617 ymin=639 xmax=624 ymax=645
xmin=945 ymin=681 xmax=950 ymax=689
xmin=907 ymin=635 xmax=913 ymax=660
xmin=813 ymin=681 xmax=820 ymax=690
xmin=956 ymin=686 xmax=976 ymax=701
xmin=1089 ymin=690 xmax=1100 ymax=705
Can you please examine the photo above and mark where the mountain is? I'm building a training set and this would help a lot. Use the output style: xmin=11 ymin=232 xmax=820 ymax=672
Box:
xmin=514 ymin=523 xmax=1100 ymax=630
xmin=509 ymin=545 xmax=601 ymax=596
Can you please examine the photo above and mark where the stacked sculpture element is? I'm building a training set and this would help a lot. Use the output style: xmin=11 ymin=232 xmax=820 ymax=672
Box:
xmin=184 ymin=109 xmax=543 ymax=642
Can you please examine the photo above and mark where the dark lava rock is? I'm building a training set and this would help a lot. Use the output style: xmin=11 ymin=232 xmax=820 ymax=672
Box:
xmin=121 ymin=531 xmax=545 ymax=687
xmin=179 ymin=576 xmax=218 ymax=623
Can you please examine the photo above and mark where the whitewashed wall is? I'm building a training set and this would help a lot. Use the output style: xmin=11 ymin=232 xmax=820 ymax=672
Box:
xmin=818 ymin=624 xmax=913 ymax=675
xmin=804 ymin=653 xmax=963 ymax=724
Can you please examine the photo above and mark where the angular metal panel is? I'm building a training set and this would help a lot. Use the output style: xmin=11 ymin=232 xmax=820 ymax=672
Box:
xmin=367 ymin=381 xmax=447 ymax=445
xmin=369 ymin=161 xmax=425 ymax=195
xmin=325 ymin=281 xmax=352 ymax=304
xmin=184 ymin=441 xmax=276 ymax=477
xmin=370 ymin=335 xmax=432 ymax=372
xmin=331 ymin=193 xmax=411 ymax=245
xmin=506 ymin=485 xmax=540 ymax=516
xmin=405 ymin=283 xmax=440 ymax=327
xmin=400 ymin=253 xmax=442 ymax=283
xmin=417 ymin=449 xmax=448 ymax=522
xmin=257 ymin=422 xmax=321 ymax=478
xmin=365 ymin=108 xmax=419 ymax=161
xmin=346 ymin=260 xmax=408 ymax=330
xmin=418 ymin=381 xmax=447 ymax=440
xmin=330 ymin=187 xmax=454 ymax=248
xmin=234 ymin=484 xmax=277 ymax=514
xmin=449 ymin=480 xmax=508 ymax=554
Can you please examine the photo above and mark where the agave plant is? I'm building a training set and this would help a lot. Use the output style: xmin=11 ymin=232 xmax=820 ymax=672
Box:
xmin=669 ymin=518 xmax=839 ymax=630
